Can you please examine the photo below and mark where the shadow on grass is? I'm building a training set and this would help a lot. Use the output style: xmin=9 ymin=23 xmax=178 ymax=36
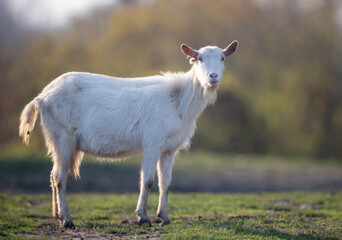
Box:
xmin=176 ymin=217 xmax=339 ymax=240
xmin=1 ymin=208 xmax=339 ymax=239
xmin=242 ymin=227 xmax=337 ymax=240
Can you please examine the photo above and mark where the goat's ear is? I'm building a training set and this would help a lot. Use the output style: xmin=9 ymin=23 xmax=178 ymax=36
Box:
xmin=181 ymin=44 xmax=199 ymax=59
xmin=223 ymin=40 xmax=238 ymax=57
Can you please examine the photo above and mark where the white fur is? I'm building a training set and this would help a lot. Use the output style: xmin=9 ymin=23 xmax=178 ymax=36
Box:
xmin=19 ymin=42 xmax=238 ymax=227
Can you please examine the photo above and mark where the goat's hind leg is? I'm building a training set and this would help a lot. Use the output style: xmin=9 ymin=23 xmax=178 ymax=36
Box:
xmin=49 ymin=134 xmax=80 ymax=229
xmin=50 ymin=171 xmax=59 ymax=219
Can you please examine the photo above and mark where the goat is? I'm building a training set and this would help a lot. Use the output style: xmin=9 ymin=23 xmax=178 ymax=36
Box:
xmin=19 ymin=41 xmax=238 ymax=228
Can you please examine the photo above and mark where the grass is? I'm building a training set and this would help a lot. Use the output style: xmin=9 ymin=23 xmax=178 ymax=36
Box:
xmin=1 ymin=151 xmax=341 ymax=238
xmin=0 ymin=192 xmax=341 ymax=239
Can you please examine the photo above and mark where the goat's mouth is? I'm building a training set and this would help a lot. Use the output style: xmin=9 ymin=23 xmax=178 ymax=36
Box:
xmin=208 ymin=79 xmax=219 ymax=87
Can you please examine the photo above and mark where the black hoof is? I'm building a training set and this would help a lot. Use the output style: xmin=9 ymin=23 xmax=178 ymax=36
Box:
xmin=138 ymin=218 xmax=151 ymax=227
xmin=63 ymin=221 xmax=76 ymax=229
xmin=157 ymin=213 xmax=171 ymax=226
xmin=160 ymin=219 xmax=171 ymax=226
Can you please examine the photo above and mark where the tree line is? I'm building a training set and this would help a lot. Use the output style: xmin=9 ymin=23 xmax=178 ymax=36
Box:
xmin=1 ymin=0 xmax=342 ymax=158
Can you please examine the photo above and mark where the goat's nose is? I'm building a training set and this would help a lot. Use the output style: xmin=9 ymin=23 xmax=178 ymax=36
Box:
xmin=209 ymin=73 xmax=218 ymax=79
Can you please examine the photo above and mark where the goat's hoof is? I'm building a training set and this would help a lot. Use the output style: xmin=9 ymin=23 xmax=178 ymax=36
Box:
xmin=62 ymin=221 xmax=76 ymax=229
xmin=160 ymin=218 xmax=171 ymax=226
xmin=157 ymin=213 xmax=171 ymax=226
xmin=138 ymin=217 xmax=151 ymax=227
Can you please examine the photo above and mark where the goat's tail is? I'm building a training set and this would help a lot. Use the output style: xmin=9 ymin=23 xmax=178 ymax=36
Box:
xmin=19 ymin=98 xmax=39 ymax=145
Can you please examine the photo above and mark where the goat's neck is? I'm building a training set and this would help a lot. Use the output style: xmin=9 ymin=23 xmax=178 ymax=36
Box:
xmin=177 ymin=68 xmax=217 ymax=121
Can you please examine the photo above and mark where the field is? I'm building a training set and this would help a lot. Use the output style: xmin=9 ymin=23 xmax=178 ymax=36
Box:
xmin=0 ymin=152 xmax=342 ymax=239
xmin=0 ymin=192 xmax=341 ymax=239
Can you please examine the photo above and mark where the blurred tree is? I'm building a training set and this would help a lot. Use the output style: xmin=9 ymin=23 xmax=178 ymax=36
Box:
xmin=1 ymin=0 xmax=341 ymax=158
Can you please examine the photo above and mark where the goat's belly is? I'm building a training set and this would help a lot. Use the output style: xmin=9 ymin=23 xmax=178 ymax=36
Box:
xmin=97 ymin=150 xmax=142 ymax=159
xmin=78 ymin=134 xmax=142 ymax=159
xmin=82 ymin=146 xmax=142 ymax=159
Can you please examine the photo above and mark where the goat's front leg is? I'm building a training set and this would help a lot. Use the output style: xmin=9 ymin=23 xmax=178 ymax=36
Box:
xmin=157 ymin=151 xmax=176 ymax=225
xmin=136 ymin=149 xmax=161 ymax=225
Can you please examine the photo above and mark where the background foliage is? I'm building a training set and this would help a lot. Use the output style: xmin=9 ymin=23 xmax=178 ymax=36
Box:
xmin=1 ymin=0 xmax=342 ymax=158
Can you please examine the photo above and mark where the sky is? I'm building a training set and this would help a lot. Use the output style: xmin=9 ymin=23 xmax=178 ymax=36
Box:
xmin=6 ymin=0 xmax=342 ymax=30
xmin=7 ymin=0 xmax=116 ymax=29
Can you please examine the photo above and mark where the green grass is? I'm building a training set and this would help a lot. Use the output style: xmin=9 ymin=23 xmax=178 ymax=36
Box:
xmin=1 ymin=192 xmax=341 ymax=239
xmin=1 ymin=152 xmax=341 ymax=238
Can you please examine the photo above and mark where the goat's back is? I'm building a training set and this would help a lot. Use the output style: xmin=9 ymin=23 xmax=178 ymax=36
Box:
xmin=36 ymin=72 xmax=189 ymax=158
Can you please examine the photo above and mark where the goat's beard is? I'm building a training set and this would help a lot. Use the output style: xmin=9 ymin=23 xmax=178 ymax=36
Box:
xmin=204 ymin=87 xmax=217 ymax=105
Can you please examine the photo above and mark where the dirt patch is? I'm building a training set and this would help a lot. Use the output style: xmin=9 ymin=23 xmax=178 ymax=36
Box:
xmin=11 ymin=213 xmax=338 ymax=239
xmin=16 ymin=220 xmax=115 ymax=240
xmin=13 ymin=215 xmax=265 ymax=239
xmin=118 ymin=216 xmax=162 ymax=226
xmin=117 ymin=214 xmax=263 ymax=225
xmin=273 ymin=200 xmax=323 ymax=211
xmin=14 ymin=218 xmax=164 ymax=240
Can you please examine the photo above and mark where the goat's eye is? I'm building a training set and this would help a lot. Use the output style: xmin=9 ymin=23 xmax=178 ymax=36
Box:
xmin=198 ymin=57 xmax=203 ymax=62
xmin=221 ymin=57 xmax=225 ymax=61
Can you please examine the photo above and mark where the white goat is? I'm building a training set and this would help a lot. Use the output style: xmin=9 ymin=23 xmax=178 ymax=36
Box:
xmin=19 ymin=41 xmax=238 ymax=228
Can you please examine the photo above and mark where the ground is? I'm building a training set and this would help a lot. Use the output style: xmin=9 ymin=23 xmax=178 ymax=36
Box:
xmin=0 ymin=152 xmax=341 ymax=239
xmin=0 ymin=192 xmax=341 ymax=239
